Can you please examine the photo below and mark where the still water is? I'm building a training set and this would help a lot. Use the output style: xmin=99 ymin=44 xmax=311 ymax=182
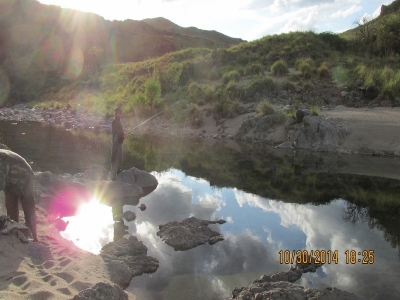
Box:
xmin=1 ymin=120 xmax=399 ymax=300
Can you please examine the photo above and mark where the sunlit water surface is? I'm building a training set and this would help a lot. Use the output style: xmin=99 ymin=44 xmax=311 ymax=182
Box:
xmin=1 ymin=120 xmax=399 ymax=300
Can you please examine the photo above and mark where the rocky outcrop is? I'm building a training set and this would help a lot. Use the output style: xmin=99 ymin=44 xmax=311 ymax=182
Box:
xmin=72 ymin=282 xmax=128 ymax=300
xmin=288 ymin=116 xmax=339 ymax=151
xmin=100 ymin=236 xmax=159 ymax=289
xmin=230 ymin=259 xmax=363 ymax=300
xmin=156 ymin=217 xmax=226 ymax=251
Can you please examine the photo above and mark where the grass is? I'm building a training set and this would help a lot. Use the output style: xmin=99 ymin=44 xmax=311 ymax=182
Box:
xmin=257 ymin=99 xmax=274 ymax=116
xmin=310 ymin=106 xmax=320 ymax=116
xmin=247 ymin=63 xmax=264 ymax=75
xmin=296 ymin=58 xmax=315 ymax=79
xmin=271 ymin=59 xmax=289 ymax=76
xmin=187 ymin=103 xmax=203 ymax=127
xmin=331 ymin=66 xmax=350 ymax=85
xmin=222 ymin=70 xmax=241 ymax=84
xmin=318 ymin=62 xmax=330 ymax=78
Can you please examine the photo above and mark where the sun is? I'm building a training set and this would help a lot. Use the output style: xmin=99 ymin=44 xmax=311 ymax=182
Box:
xmin=60 ymin=198 xmax=114 ymax=254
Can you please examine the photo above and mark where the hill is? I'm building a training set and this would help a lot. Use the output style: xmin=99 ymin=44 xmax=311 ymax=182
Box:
xmin=142 ymin=17 xmax=244 ymax=46
xmin=0 ymin=0 xmax=244 ymax=104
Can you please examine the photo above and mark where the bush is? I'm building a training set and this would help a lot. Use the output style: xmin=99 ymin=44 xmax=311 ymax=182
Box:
xmin=187 ymin=103 xmax=203 ymax=127
xmin=310 ymin=105 xmax=320 ymax=116
xmin=318 ymin=62 xmax=330 ymax=78
xmin=188 ymin=82 xmax=205 ymax=104
xmin=318 ymin=31 xmax=348 ymax=51
xmin=202 ymin=84 xmax=214 ymax=103
xmin=296 ymin=58 xmax=315 ymax=79
xmin=212 ymin=97 xmax=239 ymax=119
xmin=222 ymin=70 xmax=240 ymax=84
xmin=257 ymin=99 xmax=274 ymax=116
xmin=332 ymin=66 xmax=349 ymax=85
xmin=302 ymin=81 xmax=314 ymax=91
xmin=282 ymin=80 xmax=296 ymax=92
xmin=293 ymin=100 xmax=300 ymax=110
xmin=289 ymin=74 xmax=301 ymax=82
xmin=271 ymin=59 xmax=289 ymax=76
xmin=144 ymin=78 xmax=162 ymax=108
xmin=226 ymin=81 xmax=245 ymax=100
xmin=246 ymin=76 xmax=276 ymax=98
xmin=247 ymin=63 xmax=264 ymax=75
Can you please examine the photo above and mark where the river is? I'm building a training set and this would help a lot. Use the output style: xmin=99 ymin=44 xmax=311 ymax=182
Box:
xmin=1 ymin=120 xmax=399 ymax=300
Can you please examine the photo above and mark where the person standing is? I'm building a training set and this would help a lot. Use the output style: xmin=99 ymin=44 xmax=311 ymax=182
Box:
xmin=0 ymin=149 xmax=38 ymax=242
xmin=110 ymin=107 xmax=124 ymax=180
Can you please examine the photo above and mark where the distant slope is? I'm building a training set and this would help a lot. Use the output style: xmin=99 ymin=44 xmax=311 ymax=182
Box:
xmin=142 ymin=17 xmax=245 ymax=45
xmin=0 ymin=0 xmax=245 ymax=104
xmin=340 ymin=0 xmax=399 ymax=40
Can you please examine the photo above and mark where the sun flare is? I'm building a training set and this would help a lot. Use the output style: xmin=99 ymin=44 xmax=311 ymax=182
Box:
xmin=61 ymin=198 xmax=114 ymax=254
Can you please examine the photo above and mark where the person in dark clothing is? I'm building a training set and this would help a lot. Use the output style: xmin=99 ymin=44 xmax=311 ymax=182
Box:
xmin=110 ymin=107 xmax=124 ymax=180
xmin=0 ymin=149 xmax=38 ymax=242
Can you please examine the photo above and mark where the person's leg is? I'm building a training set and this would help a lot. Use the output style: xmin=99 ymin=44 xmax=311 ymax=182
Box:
xmin=110 ymin=142 xmax=118 ymax=180
xmin=20 ymin=178 xmax=38 ymax=241
xmin=117 ymin=143 xmax=122 ymax=174
xmin=5 ymin=187 xmax=19 ymax=222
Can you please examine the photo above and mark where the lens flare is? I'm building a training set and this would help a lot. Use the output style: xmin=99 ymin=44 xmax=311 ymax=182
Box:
xmin=61 ymin=198 xmax=114 ymax=254
xmin=64 ymin=44 xmax=84 ymax=79
xmin=0 ymin=68 xmax=10 ymax=106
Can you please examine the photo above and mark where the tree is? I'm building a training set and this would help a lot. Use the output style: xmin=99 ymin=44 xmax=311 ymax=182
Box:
xmin=377 ymin=14 xmax=400 ymax=55
xmin=353 ymin=16 xmax=377 ymax=53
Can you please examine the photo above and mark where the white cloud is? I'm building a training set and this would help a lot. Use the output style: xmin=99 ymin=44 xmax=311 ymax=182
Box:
xmin=331 ymin=5 xmax=362 ymax=19
xmin=226 ymin=216 xmax=233 ymax=223
xmin=199 ymin=194 xmax=223 ymax=211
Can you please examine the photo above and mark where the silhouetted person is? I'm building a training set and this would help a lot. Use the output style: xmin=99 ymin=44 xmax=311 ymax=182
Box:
xmin=0 ymin=149 xmax=38 ymax=241
xmin=110 ymin=107 xmax=124 ymax=180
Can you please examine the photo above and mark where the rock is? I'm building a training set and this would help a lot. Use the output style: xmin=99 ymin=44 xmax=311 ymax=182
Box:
xmin=365 ymin=85 xmax=380 ymax=100
xmin=372 ymin=151 xmax=385 ymax=157
xmin=236 ymin=104 xmax=248 ymax=114
xmin=139 ymin=204 xmax=146 ymax=211
xmin=355 ymin=79 xmax=364 ymax=87
xmin=0 ymin=143 xmax=11 ymax=150
xmin=295 ymin=109 xmax=309 ymax=123
xmin=72 ymin=282 xmax=128 ymax=300
xmin=395 ymin=150 xmax=400 ymax=157
xmin=229 ymin=259 xmax=363 ymax=300
xmin=284 ymin=118 xmax=295 ymax=129
xmin=156 ymin=217 xmax=226 ymax=251
xmin=115 ymin=167 xmax=158 ymax=196
xmin=122 ymin=211 xmax=136 ymax=222
xmin=275 ymin=141 xmax=294 ymax=149
xmin=100 ymin=236 xmax=159 ymax=288
xmin=291 ymin=116 xmax=338 ymax=151
xmin=341 ymin=91 xmax=349 ymax=97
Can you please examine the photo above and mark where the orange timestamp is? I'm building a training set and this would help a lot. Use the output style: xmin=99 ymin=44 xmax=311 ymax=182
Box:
xmin=279 ymin=250 xmax=375 ymax=265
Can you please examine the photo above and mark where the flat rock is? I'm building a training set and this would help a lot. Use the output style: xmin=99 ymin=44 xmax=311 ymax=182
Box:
xmin=156 ymin=217 xmax=226 ymax=251
xmin=100 ymin=236 xmax=159 ymax=289
xmin=72 ymin=282 xmax=128 ymax=300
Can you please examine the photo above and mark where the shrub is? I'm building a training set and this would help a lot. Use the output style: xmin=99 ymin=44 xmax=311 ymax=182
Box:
xmin=202 ymin=84 xmax=214 ymax=103
xmin=187 ymin=103 xmax=203 ymax=127
xmin=188 ymin=82 xmax=205 ymax=104
xmin=318 ymin=31 xmax=348 ymax=51
xmin=144 ymin=78 xmax=162 ymax=108
xmin=246 ymin=76 xmax=276 ymax=97
xmin=212 ymin=97 xmax=239 ymax=119
xmin=296 ymin=58 xmax=315 ymax=78
xmin=282 ymin=80 xmax=296 ymax=92
xmin=310 ymin=105 xmax=320 ymax=116
xmin=271 ymin=59 xmax=289 ymax=76
xmin=226 ymin=81 xmax=245 ymax=100
xmin=331 ymin=66 xmax=349 ymax=85
xmin=257 ymin=99 xmax=274 ymax=116
xmin=318 ymin=62 xmax=330 ymax=78
xmin=222 ymin=70 xmax=240 ymax=84
xmin=247 ymin=63 xmax=264 ymax=75
xmin=293 ymin=100 xmax=300 ymax=110
xmin=302 ymin=81 xmax=314 ymax=91
xmin=289 ymin=74 xmax=301 ymax=82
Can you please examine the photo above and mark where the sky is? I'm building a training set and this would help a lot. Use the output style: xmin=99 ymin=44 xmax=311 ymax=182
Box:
xmin=37 ymin=0 xmax=395 ymax=41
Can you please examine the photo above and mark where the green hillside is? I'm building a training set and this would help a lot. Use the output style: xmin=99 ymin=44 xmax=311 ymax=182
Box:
xmin=1 ymin=0 xmax=400 ymax=126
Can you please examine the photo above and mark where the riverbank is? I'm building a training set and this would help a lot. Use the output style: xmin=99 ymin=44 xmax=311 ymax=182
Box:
xmin=1 ymin=104 xmax=400 ymax=157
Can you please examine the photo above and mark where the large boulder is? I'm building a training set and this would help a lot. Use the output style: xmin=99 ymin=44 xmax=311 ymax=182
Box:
xmin=115 ymin=167 xmax=158 ymax=196
xmin=291 ymin=116 xmax=338 ymax=151
xmin=157 ymin=217 xmax=226 ymax=251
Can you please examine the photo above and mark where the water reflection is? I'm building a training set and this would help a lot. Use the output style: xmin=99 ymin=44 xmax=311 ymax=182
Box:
xmin=1 ymin=121 xmax=400 ymax=299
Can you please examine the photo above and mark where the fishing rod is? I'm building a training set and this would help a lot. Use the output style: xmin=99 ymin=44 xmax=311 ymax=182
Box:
xmin=125 ymin=101 xmax=180 ymax=136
